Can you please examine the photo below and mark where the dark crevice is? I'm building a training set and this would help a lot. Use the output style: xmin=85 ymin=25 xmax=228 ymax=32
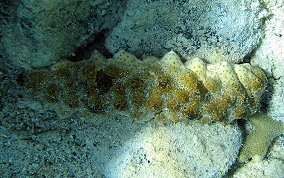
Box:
xmin=242 ymin=53 xmax=253 ymax=63
xmin=259 ymin=75 xmax=274 ymax=113
xmin=66 ymin=29 xmax=113 ymax=62
xmin=238 ymin=43 xmax=260 ymax=64
xmin=16 ymin=72 xmax=25 ymax=86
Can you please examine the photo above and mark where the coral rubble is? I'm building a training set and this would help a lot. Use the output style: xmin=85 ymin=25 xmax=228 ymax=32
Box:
xmin=23 ymin=50 xmax=267 ymax=124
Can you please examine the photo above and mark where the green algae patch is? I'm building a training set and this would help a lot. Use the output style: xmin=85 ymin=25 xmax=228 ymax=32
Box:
xmin=23 ymin=50 xmax=267 ymax=124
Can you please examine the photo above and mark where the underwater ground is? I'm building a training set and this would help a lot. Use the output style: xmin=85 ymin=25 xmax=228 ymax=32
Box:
xmin=0 ymin=0 xmax=283 ymax=177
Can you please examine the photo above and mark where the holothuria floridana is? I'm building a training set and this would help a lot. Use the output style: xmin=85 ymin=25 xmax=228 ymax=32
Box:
xmin=23 ymin=50 xmax=267 ymax=124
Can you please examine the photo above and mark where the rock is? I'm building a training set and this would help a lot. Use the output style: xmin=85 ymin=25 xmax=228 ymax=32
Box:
xmin=104 ymin=121 xmax=242 ymax=177
xmin=0 ymin=0 xmax=123 ymax=69
xmin=106 ymin=0 xmax=267 ymax=63
xmin=250 ymin=0 xmax=284 ymax=122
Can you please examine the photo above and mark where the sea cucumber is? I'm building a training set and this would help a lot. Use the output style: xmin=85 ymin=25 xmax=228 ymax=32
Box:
xmin=23 ymin=50 xmax=267 ymax=123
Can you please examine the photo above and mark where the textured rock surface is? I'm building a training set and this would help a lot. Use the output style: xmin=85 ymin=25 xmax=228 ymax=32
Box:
xmin=0 ymin=0 xmax=124 ymax=69
xmin=234 ymin=159 xmax=284 ymax=177
xmin=0 ymin=108 xmax=242 ymax=177
xmin=23 ymin=50 xmax=267 ymax=124
xmin=0 ymin=111 xmax=144 ymax=177
xmin=251 ymin=0 xmax=284 ymax=122
xmin=106 ymin=0 xmax=267 ymax=63
xmin=104 ymin=121 xmax=242 ymax=178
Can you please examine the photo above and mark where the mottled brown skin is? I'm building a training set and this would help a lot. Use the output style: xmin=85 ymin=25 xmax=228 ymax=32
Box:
xmin=23 ymin=51 xmax=267 ymax=123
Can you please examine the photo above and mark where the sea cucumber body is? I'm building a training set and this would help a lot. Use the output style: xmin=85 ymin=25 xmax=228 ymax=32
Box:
xmin=24 ymin=50 xmax=267 ymax=123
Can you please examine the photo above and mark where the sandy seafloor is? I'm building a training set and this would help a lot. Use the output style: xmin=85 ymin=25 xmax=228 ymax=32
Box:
xmin=0 ymin=0 xmax=284 ymax=177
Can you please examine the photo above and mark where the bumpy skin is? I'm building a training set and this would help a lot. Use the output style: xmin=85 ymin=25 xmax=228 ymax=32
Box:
xmin=24 ymin=50 xmax=267 ymax=123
